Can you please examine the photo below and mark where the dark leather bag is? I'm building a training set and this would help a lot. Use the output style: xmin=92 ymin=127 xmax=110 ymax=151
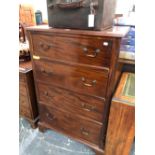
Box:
xmin=47 ymin=0 xmax=116 ymax=30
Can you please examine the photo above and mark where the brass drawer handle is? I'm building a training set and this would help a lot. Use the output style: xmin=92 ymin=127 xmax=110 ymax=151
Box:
xmin=39 ymin=42 xmax=51 ymax=51
xmin=81 ymin=103 xmax=96 ymax=112
xmin=41 ymin=68 xmax=53 ymax=75
xmin=46 ymin=113 xmax=55 ymax=121
xmin=81 ymin=77 xmax=96 ymax=87
xmin=80 ymin=127 xmax=89 ymax=136
xmin=33 ymin=55 xmax=40 ymax=60
xmin=83 ymin=47 xmax=100 ymax=58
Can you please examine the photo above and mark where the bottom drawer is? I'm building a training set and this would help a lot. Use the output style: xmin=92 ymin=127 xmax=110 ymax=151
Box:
xmin=39 ymin=104 xmax=103 ymax=146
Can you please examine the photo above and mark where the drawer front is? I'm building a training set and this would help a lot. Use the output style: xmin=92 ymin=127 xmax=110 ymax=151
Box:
xmin=19 ymin=95 xmax=31 ymax=118
xmin=20 ymin=107 xmax=31 ymax=118
xmin=39 ymin=104 xmax=102 ymax=146
xmin=37 ymin=83 xmax=105 ymax=123
xmin=19 ymin=72 xmax=26 ymax=83
xmin=19 ymin=81 xmax=27 ymax=96
xmin=32 ymin=33 xmax=112 ymax=67
xmin=20 ymin=94 xmax=29 ymax=106
xmin=19 ymin=78 xmax=31 ymax=118
xmin=34 ymin=60 xmax=108 ymax=98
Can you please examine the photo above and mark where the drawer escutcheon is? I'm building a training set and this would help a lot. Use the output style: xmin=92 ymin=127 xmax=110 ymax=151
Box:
xmin=46 ymin=113 xmax=56 ymax=121
xmin=81 ymin=103 xmax=96 ymax=112
xmin=80 ymin=127 xmax=89 ymax=136
xmin=39 ymin=42 xmax=52 ymax=51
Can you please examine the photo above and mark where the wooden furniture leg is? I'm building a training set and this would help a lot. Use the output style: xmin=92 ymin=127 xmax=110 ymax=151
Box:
xmin=38 ymin=122 xmax=47 ymax=133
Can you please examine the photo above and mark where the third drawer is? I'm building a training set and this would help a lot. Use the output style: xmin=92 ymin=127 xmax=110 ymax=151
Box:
xmin=37 ymin=82 xmax=105 ymax=123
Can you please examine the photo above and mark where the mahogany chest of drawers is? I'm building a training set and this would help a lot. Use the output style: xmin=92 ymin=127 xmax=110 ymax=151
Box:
xmin=26 ymin=26 xmax=129 ymax=154
xmin=19 ymin=61 xmax=38 ymax=128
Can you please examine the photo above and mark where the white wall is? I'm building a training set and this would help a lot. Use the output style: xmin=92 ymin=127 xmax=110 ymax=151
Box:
xmin=19 ymin=0 xmax=47 ymax=21
xmin=115 ymin=0 xmax=135 ymax=15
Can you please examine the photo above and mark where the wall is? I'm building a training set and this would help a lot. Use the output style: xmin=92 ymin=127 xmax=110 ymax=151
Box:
xmin=115 ymin=0 xmax=135 ymax=15
xmin=19 ymin=0 xmax=48 ymax=22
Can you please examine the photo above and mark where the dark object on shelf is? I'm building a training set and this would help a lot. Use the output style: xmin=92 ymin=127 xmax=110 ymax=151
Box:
xmin=35 ymin=10 xmax=43 ymax=25
xmin=19 ymin=61 xmax=39 ymax=128
xmin=46 ymin=0 xmax=116 ymax=30
xmin=105 ymin=72 xmax=135 ymax=155
xmin=19 ymin=49 xmax=31 ymax=62
xmin=19 ymin=55 xmax=31 ymax=62
xmin=26 ymin=26 xmax=129 ymax=154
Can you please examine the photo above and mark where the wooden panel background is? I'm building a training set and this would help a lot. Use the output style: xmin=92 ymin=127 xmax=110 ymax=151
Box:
xmin=19 ymin=4 xmax=36 ymax=26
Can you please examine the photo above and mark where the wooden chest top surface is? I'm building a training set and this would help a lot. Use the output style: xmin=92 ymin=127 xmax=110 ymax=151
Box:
xmin=26 ymin=25 xmax=129 ymax=38
xmin=19 ymin=61 xmax=32 ymax=73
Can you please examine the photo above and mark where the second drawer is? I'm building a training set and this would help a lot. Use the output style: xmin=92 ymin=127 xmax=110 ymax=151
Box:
xmin=34 ymin=60 xmax=109 ymax=98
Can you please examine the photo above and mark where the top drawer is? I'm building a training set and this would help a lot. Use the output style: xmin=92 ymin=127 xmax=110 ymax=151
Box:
xmin=31 ymin=33 xmax=113 ymax=68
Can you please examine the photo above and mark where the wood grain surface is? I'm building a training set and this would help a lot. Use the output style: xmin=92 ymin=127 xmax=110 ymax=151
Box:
xmin=105 ymin=72 xmax=135 ymax=155
xmin=26 ymin=27 xmax=129 ymax=154
xmin=34 ymin=59 xmax=108 ymax=98
xmin=32 ymin=33 xmax=113 ymax=68
xmin=39 ymin=104 xmax=103 ymax=146
xmin=37 ymin=82 xmax=105 ymax=123
xmin=19 ymin=61 xmax=39 ymax=128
